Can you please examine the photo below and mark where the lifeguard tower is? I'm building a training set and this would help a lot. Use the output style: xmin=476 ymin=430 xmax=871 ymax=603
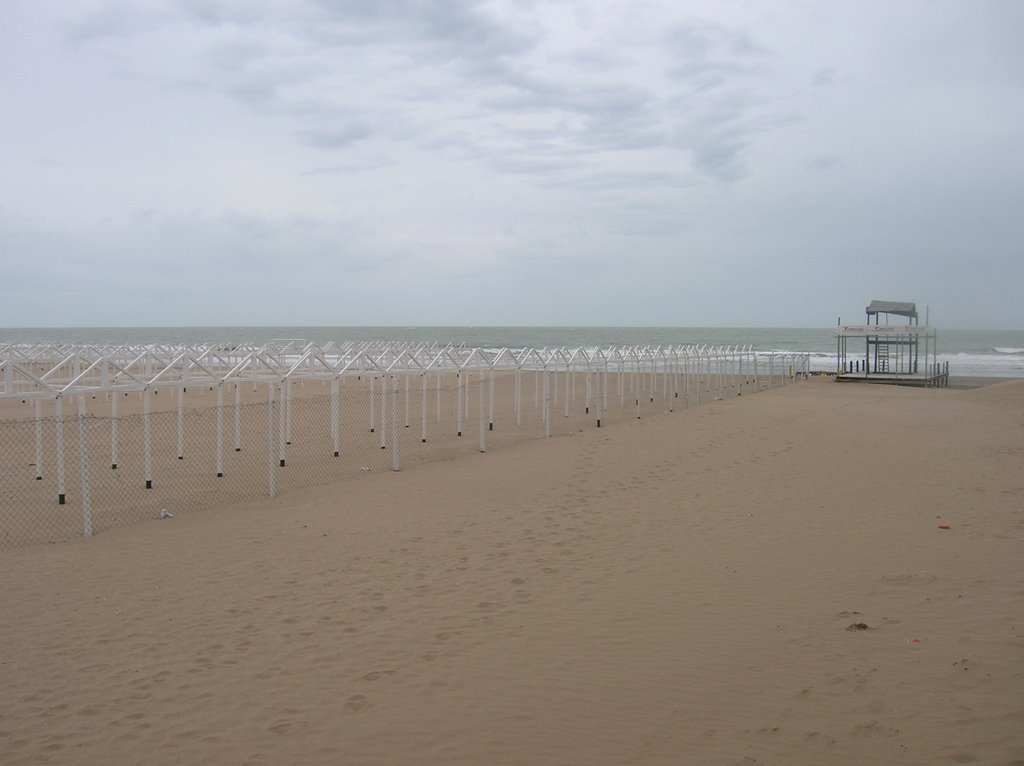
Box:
xmin=836 ymin=299 xmax=948 ymax=386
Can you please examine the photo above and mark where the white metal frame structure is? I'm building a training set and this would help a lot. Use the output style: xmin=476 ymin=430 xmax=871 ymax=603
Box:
xmin=1 ymin=340 xmax=809 ymax=547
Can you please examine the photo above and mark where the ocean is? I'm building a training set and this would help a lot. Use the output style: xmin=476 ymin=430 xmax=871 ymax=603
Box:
xmin=2 ymin=326 xmax=1023 ymax=378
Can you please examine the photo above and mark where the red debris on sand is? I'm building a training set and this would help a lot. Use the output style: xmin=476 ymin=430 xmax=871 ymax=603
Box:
xmin=938 ymin=524 xmax=951 ymax=529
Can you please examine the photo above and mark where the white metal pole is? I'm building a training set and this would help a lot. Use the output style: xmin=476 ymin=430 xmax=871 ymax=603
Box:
xmin=285 ymin=377 xmax=293 ymax=445
xmin=278 ymin=381 xmax=287 ymax=467
xmin=683 ymin=354 xmax=689 ymax=409
xmin=267 ymin=382 xmax=276 ymax=497
xmin=478 ymin=372 xmax=486 ymax=452
xmin=404 ymin=373 xmax=410 ymax=429
xmin=77 ymin=395 xmax=92 ymax=538
xmin=564 ymin=366 xmax=570 ymax=418
xmin=216 ymin=383 xmax=224 ymax=477
xmin=379 ymin=375 xmax=387 ymax=450
xmin=110 ymin=387 xmax=119 ymax=469
xmin=456 ymin=371 xmax=463 ymax=437
xmin=34 ymin=399 xmax=43 ymax=480
xmin=488 ymin=367 xmax=495 ymax=432
xmin=670 ymin=353 xmax=677 ymax=411
xmin=515 ymin=368 xmax=522 ymax=426
xmin=234 ymin=382 xmax=241 ymax=452
xmin=696 ymin=357 xmax=702 ymax=405
xmin=543 ymin=370 xmax=551 ymax=438
xmin=56 ymin=396 xmax=66 ymax=504
xmin=435 ymin=371 xmax=441 ymax=422
xmin=598 ymin=364 xmax=606 ymax=413
xmin=174 ymin=386 xmax=185 ymax=460
xmin=369 ymin=375 xmax=376 ymax=433
xmin=392 ymin=375 xmax=400 ymax=469
xmin=331 ymin=377 xmax=340 ymax=456
xmin=420 ymin=373 xmax=427 ymax=443
xmin=143 ymin=388 xmax=152 ymax=489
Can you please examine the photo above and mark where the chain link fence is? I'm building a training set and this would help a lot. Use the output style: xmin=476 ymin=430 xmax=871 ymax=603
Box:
xmin=1 ymin=359 xmax=806 ymax=549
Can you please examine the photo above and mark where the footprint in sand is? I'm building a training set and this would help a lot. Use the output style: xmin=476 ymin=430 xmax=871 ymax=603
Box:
xmin=344 ymin=695 xmax=369 ymax=713
xmin=361 ymin=669 xmax=397 ymax=681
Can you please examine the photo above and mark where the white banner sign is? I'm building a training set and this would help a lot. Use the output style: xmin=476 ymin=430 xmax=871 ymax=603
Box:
xmin=837 ymin=325 xmax=932 ymax=337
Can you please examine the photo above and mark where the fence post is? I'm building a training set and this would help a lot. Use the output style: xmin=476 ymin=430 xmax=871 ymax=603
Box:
xmin=379 ymin=373 xmax=387 ymax=450
xmin=331 ymin=376 xmax=340 ymax=456
xmin=543 ymin=369 xmax=551 ymax=438
xmin=216 ymin=383 xmax=224 ymax=477
xmin=369 ymin=374 xmax=375 ymax=433
xmin=489 ymin=366 xmax=495 ymax=432
xmin=77 ymin=395 xmax=92 ymax=538
xmin=285 ymin=377 xmax=293 ymax=445
xmin=234 ymin=382 xmax=242 ymax=451
xmin=110 ymin=388 xmax=119 ymax=469
xmin=435 ymin=371 xmax=441 ymax=423
xmin=668 ymin=353 xmax=675 ymax=412
xmin=602 ymin=363 xmax=609 ymax=414
xmin=456 ymin=371 xmax=463 ymax=437
xmin=515 ymin=368 xmax=522 ymax=426
xmin=143 ymin=388 xmax=152 ymax=489
xmin=420 ymin=373 xmax=427 ymax=443
xmin=695 ymin=356 xmax=702 ymax=405
xmin=278 ymin=379 xmax=287 ymax=468
xmin=392 ymin=375 xmax=400 ymax=470
xmin=177 ymin=385 xmax=184 ymax=460
xmin=479 ymin=371 xmax=486 ymax=453
xmin=55 ymin=396 xmax=66 ymax=504
xmin=564 ymin=366 xmax=570 ymax=418
xmin=34 ymin=399 xmax=43 ymax=480
xmin=585 ymin=366 xmax=592 ymax=413
xmin=267 ymin=382 xmax=276 ymax=497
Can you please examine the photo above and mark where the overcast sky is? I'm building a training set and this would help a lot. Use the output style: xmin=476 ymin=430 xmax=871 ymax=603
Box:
xmin=2 ymin=1 xmax=1022 ymax=329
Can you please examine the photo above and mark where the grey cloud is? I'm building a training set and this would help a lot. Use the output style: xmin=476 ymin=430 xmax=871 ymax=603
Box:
xmin=177 ymin=0 xmax=266 ymax=26
xmin=689 ymin=137 xmax=747 ymax=182
xmin=307 ymin=0 xmax=536 ymax=62
xmin=300 ymin=156 xmax=393 ymax=175
xmin=660 ymin=21 xmax=781 ymax=183
xmin=811 ymin=67 xmax=835 ymax=87
xmin=301 ymin=124 xmax=372 ymax=148
xmin=63 ymin=3 xmax=168 ymax=43
xmin=806 ymin=154 xmax=842 ymax=170
xmin=540 ymin=170 xmax=690 ymax=192
xmin=665 ymin=20 xmax=767 ymax=75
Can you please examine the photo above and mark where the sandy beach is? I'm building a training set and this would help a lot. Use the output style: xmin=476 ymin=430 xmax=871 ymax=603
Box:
xmin=1 ymin=376 xmax=1022 ymax=765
